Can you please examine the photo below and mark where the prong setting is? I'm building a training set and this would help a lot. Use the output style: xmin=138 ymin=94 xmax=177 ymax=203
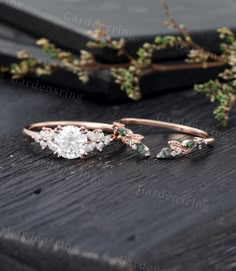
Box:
xmin=113 ymin=125 xmax=150 ymax=157
xmin=32 ymin=125 xmax=113 ymax=159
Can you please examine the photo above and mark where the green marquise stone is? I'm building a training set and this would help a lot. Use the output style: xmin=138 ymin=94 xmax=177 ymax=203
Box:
xmin=157 ymin=148 xmax=173 ymax=159
xmin=118 ymin=128 xmax=127 ymax=136
xmin=185 ymin=140 xmax=196 ymax=149
xmin=136 ymin=143 xmax=150 ymax=156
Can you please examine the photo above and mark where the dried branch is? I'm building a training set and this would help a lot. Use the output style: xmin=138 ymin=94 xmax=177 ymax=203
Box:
xmin=162 ymin=0 xmax=225 ymax=63
xmin=0 ymin=1 xmax=235 ymax=126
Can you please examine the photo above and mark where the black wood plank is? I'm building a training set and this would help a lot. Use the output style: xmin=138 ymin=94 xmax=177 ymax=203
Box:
xmin=0 ymin=22 xmax=35 ymax=45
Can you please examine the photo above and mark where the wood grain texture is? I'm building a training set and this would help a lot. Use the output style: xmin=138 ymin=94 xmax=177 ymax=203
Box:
xmin=0 ymin=78 xmax=235 ymax=270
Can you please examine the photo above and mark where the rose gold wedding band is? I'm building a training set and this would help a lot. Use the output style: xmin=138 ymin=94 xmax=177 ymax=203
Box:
xmin=118 ymin=118 xmax=215 ymax=158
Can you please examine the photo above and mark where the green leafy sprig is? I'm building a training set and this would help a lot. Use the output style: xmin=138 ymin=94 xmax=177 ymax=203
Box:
xmin=1 ymin=3 xmax=235 ymax=126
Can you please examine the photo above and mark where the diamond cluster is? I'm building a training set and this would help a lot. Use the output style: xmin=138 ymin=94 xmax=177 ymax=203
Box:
xmin=33 ymin=125 xmax=113 ymax=159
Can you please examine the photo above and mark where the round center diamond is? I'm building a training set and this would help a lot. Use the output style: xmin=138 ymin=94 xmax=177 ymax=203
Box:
xmin=51 ymin=126 xmax=88 ymax=159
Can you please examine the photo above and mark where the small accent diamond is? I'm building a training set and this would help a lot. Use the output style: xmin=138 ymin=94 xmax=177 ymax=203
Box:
xmin=33 ymin=125 xmax=114 ymax=159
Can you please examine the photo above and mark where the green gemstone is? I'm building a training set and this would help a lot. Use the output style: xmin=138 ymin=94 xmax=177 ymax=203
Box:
xmin=157 ymin=148 xmax=173 ymax=159
xmin=136 ymin=143 xmax=150 ymax=156
xmin=185 ymin=140 xmax=196 ymax=149
xmin=118 ymin=128 xmax=128 ymax=136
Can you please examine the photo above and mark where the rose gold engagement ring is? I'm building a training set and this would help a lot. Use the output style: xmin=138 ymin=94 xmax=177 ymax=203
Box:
xmin=23 ymin=121 xmax=150 ymax=159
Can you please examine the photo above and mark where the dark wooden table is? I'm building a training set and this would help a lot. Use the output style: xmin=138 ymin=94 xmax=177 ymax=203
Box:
xmin=0 ymin=0 xmax=236 ymax=269
xmin=0 ymin=76 xmax=235 ymax=270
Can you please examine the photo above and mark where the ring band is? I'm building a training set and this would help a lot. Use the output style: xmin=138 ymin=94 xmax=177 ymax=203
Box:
xmin=118 ymin=118 xmax=215 ymax=159
xmin=23 ymin=121 xmax=150 ymax=159
xmin=23 ymin=118 xmax=215 ymax=160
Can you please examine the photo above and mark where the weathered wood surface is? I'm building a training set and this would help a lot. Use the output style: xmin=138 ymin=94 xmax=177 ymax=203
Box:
xmin=0 ymin=0 xmax=236 ymax=269
xmin=0 ymin=77 xmax=235 ymax=270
